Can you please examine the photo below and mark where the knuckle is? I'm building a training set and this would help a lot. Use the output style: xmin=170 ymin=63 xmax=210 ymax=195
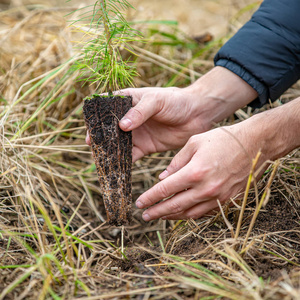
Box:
xmin=156 ymin=183 xmax=169 ymax=199
xmin=188 ymin=135 xmax=198 ymax=146
xmin=185 ymin=212 xmax=198 ymax=220
xmin=203 ymin=181 xmax=221 ymax=198
xmin=189 ymin=169 xmax=203 ymax=183
xmin=188 ymin=191 xmax=199 ymax=205
xmin=168 ymin=200 xmax=182 ymax=214
xmin=130 ymin=106 xmax=145 ymax=120
xmin=148 ymin=92 xmax=163 ymax=110
xmin=124 ymin=88 xmax=133 ymax=94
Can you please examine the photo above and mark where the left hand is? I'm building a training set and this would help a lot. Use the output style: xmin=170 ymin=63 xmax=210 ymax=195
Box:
xmin=135 ymin=124 xmax=257 ymax=221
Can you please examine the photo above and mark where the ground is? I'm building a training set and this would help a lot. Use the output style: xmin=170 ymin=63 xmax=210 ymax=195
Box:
xmin=0 ymin=0 xmax=299 ymax=299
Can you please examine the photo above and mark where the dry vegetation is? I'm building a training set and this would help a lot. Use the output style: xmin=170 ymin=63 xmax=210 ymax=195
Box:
xmin=0 ymin=1 xmax=299 ymax=299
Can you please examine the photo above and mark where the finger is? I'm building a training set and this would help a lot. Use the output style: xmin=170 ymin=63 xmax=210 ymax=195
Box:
xmin=135 ymin=165 xmax=193 ymax=210
xmin=132 ymin=146 xmax=145 ymax=163
xmin=119 ymin=93 xmax=162 ymax=131
xmin=141 ymin=189 xmax=201 ymax=221
xmin=117 ymin=88 xmax=152 ymax=105
xmin=86 ymin=131 xmax=91 ymax=146
xmin=161 ymin=199 xmax=219 ymax=220
xmin=159 ymin=139 xmax=197 ymax=180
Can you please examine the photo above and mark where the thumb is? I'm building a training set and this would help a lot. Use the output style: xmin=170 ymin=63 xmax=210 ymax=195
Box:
xmin=119 ymin=93 xmax=161 ymax=131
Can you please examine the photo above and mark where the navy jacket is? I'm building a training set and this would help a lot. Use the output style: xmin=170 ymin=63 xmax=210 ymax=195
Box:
xmin=214 ymin=0 xmax=300 ymax=108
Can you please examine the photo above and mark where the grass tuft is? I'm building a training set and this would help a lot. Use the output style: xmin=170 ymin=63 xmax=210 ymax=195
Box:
xmin=0 ymin=1 xmax=299 ymax=299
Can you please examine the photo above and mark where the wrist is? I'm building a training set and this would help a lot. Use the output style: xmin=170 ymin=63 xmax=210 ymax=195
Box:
xmin=185 ymin=66 xmax=258 ymax=127
xmin=235 ymin=98 xmax=300 ymax=164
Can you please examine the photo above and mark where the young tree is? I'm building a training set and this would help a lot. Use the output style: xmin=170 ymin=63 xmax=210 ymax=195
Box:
xmin=72 ymin=0 xmax=140 ymax=225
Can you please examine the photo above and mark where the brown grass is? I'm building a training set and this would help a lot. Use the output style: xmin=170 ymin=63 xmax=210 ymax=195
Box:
xmin=0 ymin=1 xmax=299 ymax=299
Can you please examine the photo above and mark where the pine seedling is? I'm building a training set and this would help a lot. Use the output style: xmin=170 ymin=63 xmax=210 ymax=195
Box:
xmin=72 ymin=0 xmax=140 ymax=93
xmin=70 ymin=0 xmax=141 ymax=226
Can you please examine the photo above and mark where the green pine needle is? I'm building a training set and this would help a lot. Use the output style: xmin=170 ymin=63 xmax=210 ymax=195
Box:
xmin=70 ymin=0 xmax=141 ymax=93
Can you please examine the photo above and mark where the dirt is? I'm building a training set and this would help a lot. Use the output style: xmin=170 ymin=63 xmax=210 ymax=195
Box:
xmin=93 ymin=168 xmax=300 ymax=282
xmin=112 ymin=191 xmax=300 ymax=282
xmin=255 ymin=194 xmax=300 ymax=244
xmin=1 ymin=1 xmax=299 ymax=298
xmin=249 ymin=192 xmax=300 ymax=280
xmin=83 ymin=95 xmax=132 ymax=226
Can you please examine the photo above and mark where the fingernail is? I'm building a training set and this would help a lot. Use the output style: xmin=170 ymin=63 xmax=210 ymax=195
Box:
xmin=86 ymin=134 xmax=91 ymax=146
xmin=159 ymin=169 xmax=169 ymax=180
xmin=136 ymin=200 xmax=143 ymax=208
xmin=120 ymin=118 xmax=132 ymax=130
xmin=143 ymin=213 xmax=150 ymax=222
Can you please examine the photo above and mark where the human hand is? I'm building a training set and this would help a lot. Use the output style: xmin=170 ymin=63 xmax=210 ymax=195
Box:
xmin=86 ymin=86 xmax=208 ymax=162
xmin=135 ymin=125 xmax=256 ymax=221
xmin=135 ymin=96 xmax=300 ymax=221
xmin=86 ymin=67 xmax=258 ymax=162
xmin=117 ymin=86 xmax=216 ymax=162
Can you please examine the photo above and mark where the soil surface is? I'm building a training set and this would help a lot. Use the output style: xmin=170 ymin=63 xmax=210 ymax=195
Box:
xmin=1 ymin=1 xmax=299 ymax=298
xmin=251 ymin=192 xmax=300 ymax=279
xmin=106 ymin=191 xmax=300 ymax=282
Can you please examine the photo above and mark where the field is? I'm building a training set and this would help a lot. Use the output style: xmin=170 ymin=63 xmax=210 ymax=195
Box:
xmin=0 ymin=0 xmax=300 ymax=299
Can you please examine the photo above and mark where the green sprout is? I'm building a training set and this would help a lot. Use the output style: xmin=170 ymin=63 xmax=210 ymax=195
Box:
xmin=70 ymin=0 xmax=141 ymax=93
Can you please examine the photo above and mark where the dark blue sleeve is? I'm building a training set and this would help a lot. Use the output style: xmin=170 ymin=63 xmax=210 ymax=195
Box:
xmin=214 ymin=0 xmax=300 ymax=108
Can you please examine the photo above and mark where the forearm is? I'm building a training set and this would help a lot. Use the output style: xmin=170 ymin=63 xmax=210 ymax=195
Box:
xmin=188 ymin=67 xmax=299 ymax=162
xmin=185 ymin=66 xmax=258 ymax=128
xmin=245 ymin=97 xmax=300 ymax=161
xmin=226 ymin=97 xmax=300 ymax=168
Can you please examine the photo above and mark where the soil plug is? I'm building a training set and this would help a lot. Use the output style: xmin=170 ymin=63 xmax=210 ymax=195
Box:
xmin=83 ymin=95 xmax=132 ymax=226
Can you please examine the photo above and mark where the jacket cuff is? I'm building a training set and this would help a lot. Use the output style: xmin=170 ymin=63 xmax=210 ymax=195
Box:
xmin=215 ymin=59 xmax=269 ymax=109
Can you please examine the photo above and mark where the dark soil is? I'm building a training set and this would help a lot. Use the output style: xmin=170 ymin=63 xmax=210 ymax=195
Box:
xmin=248 ymin=192 xmax=300 ymax=280
xmin=101 ymin=191 xmax=300 ymax=297
xmin=130 ymin=192 xmax=300 ymax=282
xmin=254 ymin=195 xmax=300 ymax=237
xmin=83 ymin=95 xmax=132 ymax=226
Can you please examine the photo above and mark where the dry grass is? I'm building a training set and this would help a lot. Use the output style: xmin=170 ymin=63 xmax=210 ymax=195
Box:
xmin=0 ymin=1 xmax=299 ymax=299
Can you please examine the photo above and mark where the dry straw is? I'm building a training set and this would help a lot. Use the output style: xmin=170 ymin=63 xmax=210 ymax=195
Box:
xmin=0 ymin=1 xmax=299 ymax=299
